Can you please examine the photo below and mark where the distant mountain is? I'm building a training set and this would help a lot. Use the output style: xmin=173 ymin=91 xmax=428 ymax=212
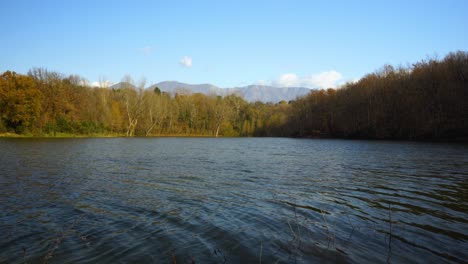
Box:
xmin=150 ymin=81 xmax=220 ymax=95
xmin=109 ymin=82 xmax=136 ymax=89
xmin=148 ymin=81 xmax=311 ymax=102
xmin=230 ymin=85 xmax=311 ymax=103
xmin=108 ymin=81 xmax=311 ymax=102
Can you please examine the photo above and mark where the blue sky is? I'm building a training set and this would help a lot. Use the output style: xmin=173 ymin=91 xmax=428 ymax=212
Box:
xmin=1 ymin=0 xmax=467 ymax=88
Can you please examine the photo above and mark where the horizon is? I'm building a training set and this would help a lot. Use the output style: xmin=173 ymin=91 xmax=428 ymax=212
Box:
xmin=108 ymin=79 xmax=316 ymax=89
xmin=1 ymin=0 xmax=467 ymax=88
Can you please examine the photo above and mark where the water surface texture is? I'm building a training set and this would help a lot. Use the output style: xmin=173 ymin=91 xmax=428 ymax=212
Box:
xmin=1 ymin=138 xmax=467 ymax=263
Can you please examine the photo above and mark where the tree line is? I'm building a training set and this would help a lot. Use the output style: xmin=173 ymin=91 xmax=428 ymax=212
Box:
xmin=0 ymin=69 xmax=281 ymax=137
xmin=0 ymin=51 xmax=467 ymax=140
xmin=274 ymin=51 xmax=468 ymax=140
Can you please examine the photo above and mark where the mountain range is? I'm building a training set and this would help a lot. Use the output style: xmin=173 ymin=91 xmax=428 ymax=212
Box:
xmin=110 ymin=81 xmax=312 ymax=102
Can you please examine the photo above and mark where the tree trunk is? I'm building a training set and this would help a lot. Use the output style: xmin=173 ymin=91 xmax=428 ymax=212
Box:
xmin=215 ymin=124 xmax=220 ymax=137
xmin=145 ymin=122 xmax=156 ymax=136
xmin=126 ymin=119 xmax=137 ymax=136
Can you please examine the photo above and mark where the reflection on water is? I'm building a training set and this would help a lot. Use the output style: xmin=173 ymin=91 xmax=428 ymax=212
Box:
xmin=0 ymin=138 xmax=467 ymax=263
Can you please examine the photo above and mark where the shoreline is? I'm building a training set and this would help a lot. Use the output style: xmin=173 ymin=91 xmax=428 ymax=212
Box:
xmin=1 ymin=133 xmax=466 ymax=142
xmin=0 ymin=132 xmax=227 ymax=138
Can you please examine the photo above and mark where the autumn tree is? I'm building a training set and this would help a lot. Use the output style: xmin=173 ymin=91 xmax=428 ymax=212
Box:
xmin=0 ymin=71 xmax=42 ymax=133
xmin=1 ymin=51 xmax=467 ymax=140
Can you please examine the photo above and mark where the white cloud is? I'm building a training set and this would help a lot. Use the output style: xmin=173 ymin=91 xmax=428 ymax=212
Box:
xmin=91 ymin=80 xmax=113 ymax=88
xmin=302 ymin=70 xmax=342 ymax=88
xmin=346 ymin=77 xmax=361 ymax=85
xmin=79 ymin=80 xmax=90 ymax=86
xmin=274 ymin=73 xmax=300 ymax=87
xmin=272 ymin=70 xmax=343 ymax=88
xmin=140 ymin=46 xmax=153 ymax=55
xmin=336 ymin=77 xmax=361 ymax=87
xmin=179 ymin=56 xmax=192 ymax=68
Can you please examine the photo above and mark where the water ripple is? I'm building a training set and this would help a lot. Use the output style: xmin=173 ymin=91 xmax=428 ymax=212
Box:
xmin=0 ymin=138 xmax=467 ymax=263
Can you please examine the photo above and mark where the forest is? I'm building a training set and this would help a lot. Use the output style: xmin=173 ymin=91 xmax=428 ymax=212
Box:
xmin=0 ymin=51 xmax=467 ymax=140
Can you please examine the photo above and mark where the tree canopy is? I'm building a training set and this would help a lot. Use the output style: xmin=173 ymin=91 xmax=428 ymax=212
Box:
xmin=1 ymin=51 xmax=467 ymax=140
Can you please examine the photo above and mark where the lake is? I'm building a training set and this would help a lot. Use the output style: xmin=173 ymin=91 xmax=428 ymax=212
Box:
xmin=0 ymin=138 xmax=467 ymax=263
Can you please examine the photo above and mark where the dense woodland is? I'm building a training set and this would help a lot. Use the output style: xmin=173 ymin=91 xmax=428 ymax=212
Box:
xmin=0 ymin=51 xmax=467 ymax=140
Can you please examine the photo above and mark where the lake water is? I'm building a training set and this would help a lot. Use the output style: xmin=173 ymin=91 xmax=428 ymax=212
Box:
xmin=0 ymin=138 xmax=467 ymax=263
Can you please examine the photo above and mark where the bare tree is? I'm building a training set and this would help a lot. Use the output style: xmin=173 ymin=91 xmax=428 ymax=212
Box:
xmin=122 ymin=76 xmax=146 ymax=136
